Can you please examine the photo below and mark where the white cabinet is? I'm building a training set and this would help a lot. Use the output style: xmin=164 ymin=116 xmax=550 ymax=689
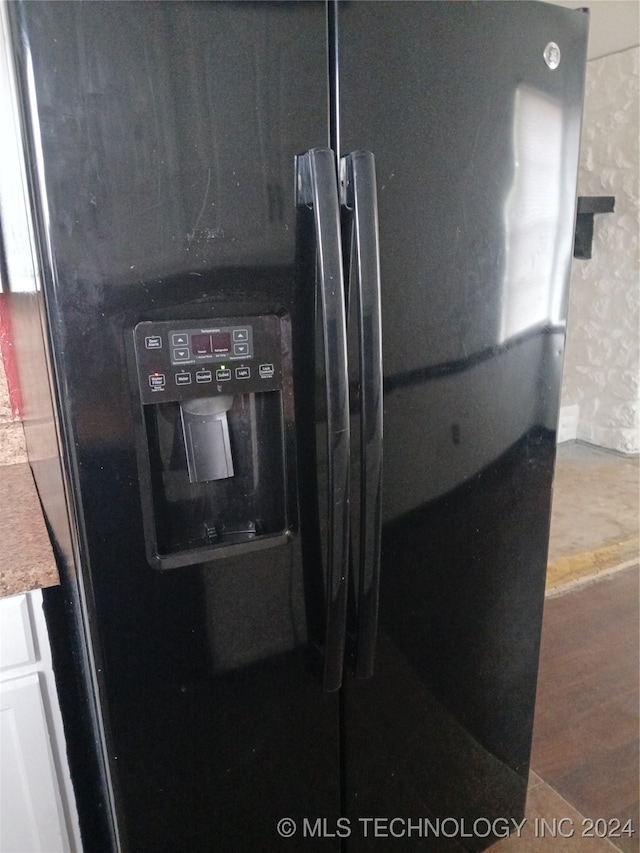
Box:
xmin=0 ymin=591 xmax=81 ymax=852
xmin=1 ymin=674 xmax=67 ymax=851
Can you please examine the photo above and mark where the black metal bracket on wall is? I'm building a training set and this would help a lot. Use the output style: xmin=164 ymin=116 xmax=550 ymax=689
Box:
xmin=573 ymin=196 xmax=615 ymax=259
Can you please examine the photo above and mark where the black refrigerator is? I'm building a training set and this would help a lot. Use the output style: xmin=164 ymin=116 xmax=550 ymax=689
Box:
xmin=1 ymin=1 xmax=587 ymax=850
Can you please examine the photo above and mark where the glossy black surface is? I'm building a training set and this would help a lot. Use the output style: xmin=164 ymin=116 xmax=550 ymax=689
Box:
xmin=296 ymin=149 xmax=350 ymax=692
xmin=337 ymin=1 xmax=587 ymax=847
xmin=340 ymin=150 xmax=383 ymax=680
xmin=11 ymin=1 xmax=340 ymax=850
xmin=4 ymin=0 xmax=588 ymax=850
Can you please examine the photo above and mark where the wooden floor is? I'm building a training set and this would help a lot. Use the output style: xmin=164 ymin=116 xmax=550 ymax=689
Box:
xmin=492 ymin=442 xmax=639 ymax=853
xmin=532 ymin=568 xmax=639 ymax=842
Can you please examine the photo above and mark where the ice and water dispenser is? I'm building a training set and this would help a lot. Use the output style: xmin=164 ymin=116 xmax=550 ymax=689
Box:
xmin=131 ymin=315 xmax=289 ymax=569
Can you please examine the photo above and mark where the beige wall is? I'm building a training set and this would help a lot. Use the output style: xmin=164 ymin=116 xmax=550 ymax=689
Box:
xmin=561 ymin=46 xmax=639 ymax=453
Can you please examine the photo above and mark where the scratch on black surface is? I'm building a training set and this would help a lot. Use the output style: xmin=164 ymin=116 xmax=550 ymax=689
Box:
xmin=188 ymin=168 xmax=212 ymax=245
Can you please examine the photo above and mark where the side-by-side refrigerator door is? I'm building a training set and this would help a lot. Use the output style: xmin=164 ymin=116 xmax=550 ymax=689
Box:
xmin=11 ymin=1 xmax=343 ymax=850
xmin=337 ymin=2 xmax=587 ymax=848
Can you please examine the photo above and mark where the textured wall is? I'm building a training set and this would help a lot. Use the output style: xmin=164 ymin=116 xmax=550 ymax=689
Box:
xmin=561 ymin=46 xmax=639 ymax=454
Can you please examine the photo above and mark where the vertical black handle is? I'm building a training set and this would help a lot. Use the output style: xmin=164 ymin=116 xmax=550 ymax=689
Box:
xmin=296 ymin=148 xmax=350 ymax=692
xmin=340 ymin=151 xmax=383 ymax=679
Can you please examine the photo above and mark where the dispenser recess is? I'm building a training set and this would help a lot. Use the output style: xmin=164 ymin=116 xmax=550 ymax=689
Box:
xmin=131 ymin=315 xmax=290 ymax=570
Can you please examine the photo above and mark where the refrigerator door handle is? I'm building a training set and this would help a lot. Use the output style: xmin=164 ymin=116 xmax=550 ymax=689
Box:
xmin=340 ymin=151 xmax=383 ymax=680
xmin=296 ymin=148 xmax=350 ymax=692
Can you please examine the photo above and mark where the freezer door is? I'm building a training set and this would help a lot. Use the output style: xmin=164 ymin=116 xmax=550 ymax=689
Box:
xmin=337 ymin=1 xmax=587 ymax=848
xmin=10 ymin=1 xmax=342 ymax=850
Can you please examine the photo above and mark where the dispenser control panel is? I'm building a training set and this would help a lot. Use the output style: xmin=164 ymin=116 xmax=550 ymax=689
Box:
xmin=133 ymin=315 xmax=283 ymax=404
xmin=167 ymin=324 xmax=254 ymax=366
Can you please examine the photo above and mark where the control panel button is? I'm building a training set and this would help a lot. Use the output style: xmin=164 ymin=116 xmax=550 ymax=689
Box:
xmin=173 ymin=348 xmax=190 ymax=361
xmin=172 ymin=333 xmax=189 ymax=347
xmin=259 ymin=363 xmax=275 ymax=379
xmin=149 ymin=373 xmax=166 ymax=391
xmin=196 ymin=370 xmax=213 ymax=384
xmin=145 ymin=335 xmax=162 ymax=349
xmin=216 ymin=368 xmax=231 ymax=382
xmin=233 ymin=329 xmax=249 ymax=342
xmin=234 ymin=343 xmax=249 ymax=356
xmin=175 ymin=372 xmax=192 ymax=386
xmin=235 ymin=367 xmax=251 ymax=380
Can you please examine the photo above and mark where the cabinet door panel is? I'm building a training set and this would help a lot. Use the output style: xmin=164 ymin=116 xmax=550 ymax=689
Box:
xmin=0 ymin=673 xmax=69 ymax=852
xmin=0 ymin=596 xmax=36 ymax=671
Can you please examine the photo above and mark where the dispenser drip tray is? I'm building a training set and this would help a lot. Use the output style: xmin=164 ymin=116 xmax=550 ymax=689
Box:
xmin=203 ymin=520 xmax=261 ymax=544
